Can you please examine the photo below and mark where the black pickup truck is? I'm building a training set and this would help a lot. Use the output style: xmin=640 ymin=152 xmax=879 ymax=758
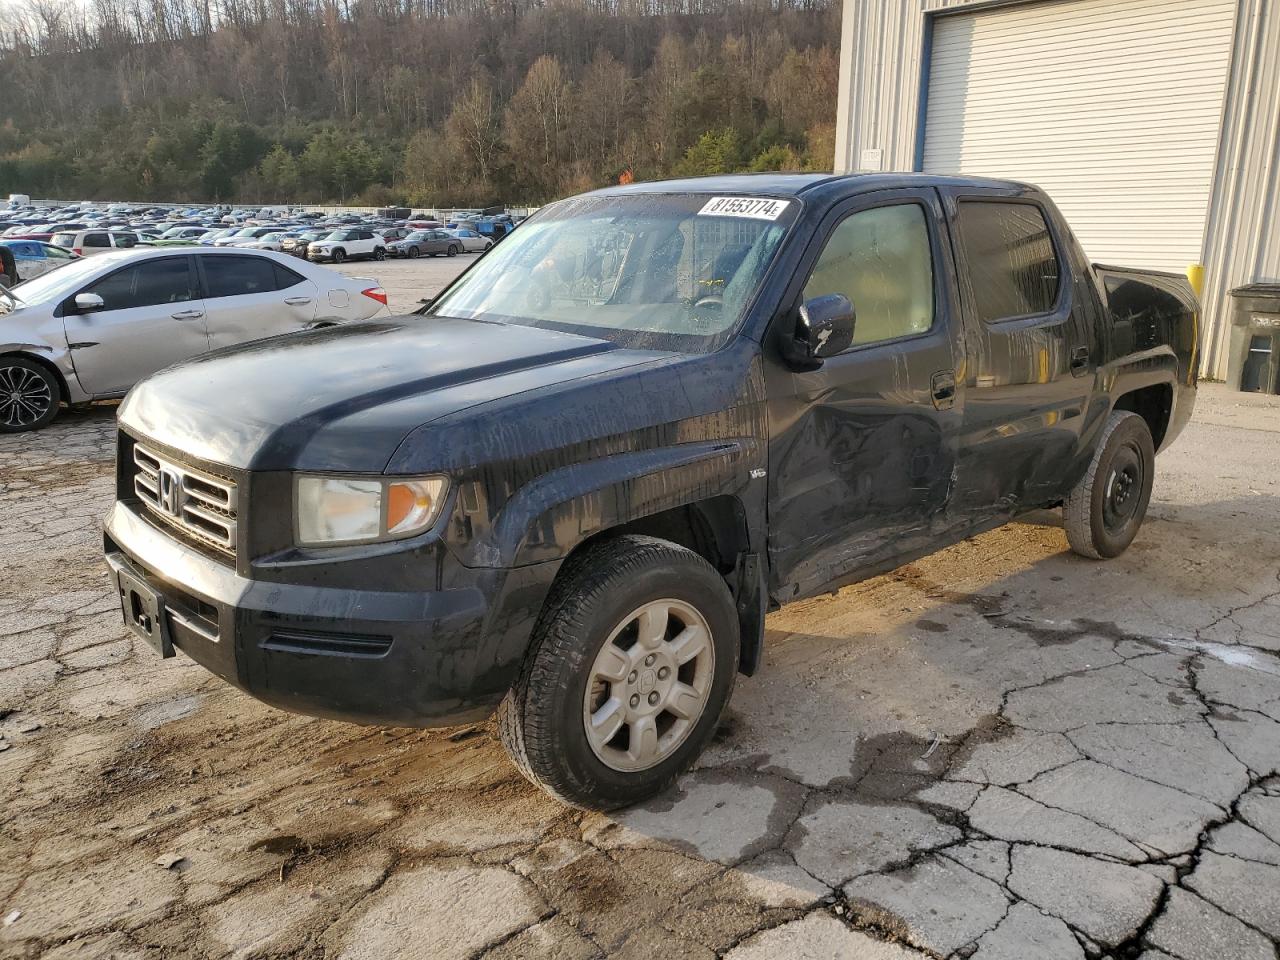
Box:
xmin=104 ymin=174 xmax=1198 ymax=809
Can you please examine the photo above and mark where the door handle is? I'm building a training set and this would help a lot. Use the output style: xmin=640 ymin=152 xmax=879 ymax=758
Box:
xmin=1070 ymin=345 xmax=1090 ymax=375
xmin=931 ymin=370 xmax=957 ymax=410
xmin=171 ymin=309 xmax=204 ymax=321
xmin=284 ymin=296 xmax=312 ymax=306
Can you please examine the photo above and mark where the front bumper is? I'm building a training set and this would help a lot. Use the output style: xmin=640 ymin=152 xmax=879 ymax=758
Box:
xmin=104 ymin=501 xmax=554 ymax=727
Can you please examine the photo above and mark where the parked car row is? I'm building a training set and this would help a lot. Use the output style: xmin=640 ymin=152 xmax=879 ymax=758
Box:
xmin=3 ymin=200 xmax=522 ymax=267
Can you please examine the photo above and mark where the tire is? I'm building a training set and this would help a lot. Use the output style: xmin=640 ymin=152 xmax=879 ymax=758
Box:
xmin=331 ymin=249 xmax=345 ymax=264
xmin=0 ymin=356 xmax=61 ymax=433
xmin=447 ymin=245 xmax=459 ymax=257
xmin=373 ymin=247 xmax=386 ymax=261
xmin=408 ymin=246 xmax=420 ymax=259
xmin=1063 ymin=410 xmax=1155 ymax=560
xmin=498 ymin=534 xmax=739 ymax=810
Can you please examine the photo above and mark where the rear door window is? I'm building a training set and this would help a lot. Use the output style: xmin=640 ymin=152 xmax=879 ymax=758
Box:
xmin=83 ymin=233 xmax=111 ymax=248
xmin=201 ymin=255 xmax=281 ymax=298
xmin=955 ymin=201 xmax=1061 ymax=322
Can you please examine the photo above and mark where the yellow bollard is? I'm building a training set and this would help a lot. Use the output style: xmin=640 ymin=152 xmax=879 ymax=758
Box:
xmin=1187 ymin=263 xmax=1205 ymax=299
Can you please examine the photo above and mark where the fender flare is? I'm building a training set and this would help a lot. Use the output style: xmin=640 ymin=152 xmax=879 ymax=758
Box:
xmin=461 ymin=439 xmax=759 ymax=570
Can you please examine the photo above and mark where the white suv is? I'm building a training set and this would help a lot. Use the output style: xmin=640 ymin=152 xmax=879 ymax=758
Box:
xmin=308 ymin=229 xmax=386 ymax=264
xmin=50 ymin=230 xmax=142 ymax=258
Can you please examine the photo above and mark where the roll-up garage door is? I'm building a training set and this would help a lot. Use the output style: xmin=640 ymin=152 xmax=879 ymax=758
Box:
xmin=922 ymin=0 xmax=1235 ymax=272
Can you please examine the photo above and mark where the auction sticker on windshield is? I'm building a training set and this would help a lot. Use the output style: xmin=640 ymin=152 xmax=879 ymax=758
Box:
xmin=697 ymin=197 xmax=791 ymax=220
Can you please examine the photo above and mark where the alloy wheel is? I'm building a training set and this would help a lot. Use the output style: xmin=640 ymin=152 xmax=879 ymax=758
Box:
xmin=583 ymin=598 xmax=715 ymax=772
xmin=0 ymin=364 xmax=54 ymax=429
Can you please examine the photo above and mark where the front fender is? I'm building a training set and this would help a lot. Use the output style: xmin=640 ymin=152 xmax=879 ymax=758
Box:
xmin=461 ymin=439 xmax=761 ymax=569
xmin=0 ymin=341 xmax=84 ymax=403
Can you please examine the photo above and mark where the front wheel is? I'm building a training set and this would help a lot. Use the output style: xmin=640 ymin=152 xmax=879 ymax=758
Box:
xmin=331 ymin=249 xmax=345 ymax=264
xmin=0 ymin=357 xmax=61 ymax=433
xmin=373 ymin=247 xmax=386 ymax=261
xmin=1063 ymin=410 xmax=1155 ymax=559
xmin=498 ymin=535 xmax=739 ymax=810
xmin=408 ymin=246 xmax=420 ymax=259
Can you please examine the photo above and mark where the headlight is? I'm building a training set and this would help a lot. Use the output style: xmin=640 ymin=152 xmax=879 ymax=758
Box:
xmin=295 ymin=475 xmax=449 ymax=546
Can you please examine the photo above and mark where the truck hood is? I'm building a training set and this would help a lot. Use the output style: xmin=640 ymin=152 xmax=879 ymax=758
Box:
xmin=117 ymin=316 xmax=677 ymax=472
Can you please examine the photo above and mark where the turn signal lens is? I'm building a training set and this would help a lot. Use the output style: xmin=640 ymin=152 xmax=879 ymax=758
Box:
xmin=387 ymin=477 xmax=448 ymax=535
xmin=362 ymin=286 xmax=388 ymax=305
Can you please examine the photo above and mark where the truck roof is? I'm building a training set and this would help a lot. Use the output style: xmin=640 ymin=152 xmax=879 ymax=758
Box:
xmin=587 ymin=171 xmax=1033 ymax=199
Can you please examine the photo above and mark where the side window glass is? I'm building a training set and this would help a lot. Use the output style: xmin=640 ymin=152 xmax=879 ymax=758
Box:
xmin=802 ymin=203 xmax=935 ymax=347
xmin=203 ymin=256 xmax=279 ymax=298
xmin=274 ymin=263 xmax=304 ymax=290
xmin=956 ymin=201 xmax=1061 ymax=322
xmin=83 ymin=233 xmax=110 ymax=248
xmin=112 ymin=233 xmax=137 ymax=248
xmin=85 ymin=259 xmax=194 ymax=310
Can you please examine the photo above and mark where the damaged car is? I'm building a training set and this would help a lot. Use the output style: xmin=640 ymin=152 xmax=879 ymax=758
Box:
xmin=104 ymin=173 xmax=1198 ymax=809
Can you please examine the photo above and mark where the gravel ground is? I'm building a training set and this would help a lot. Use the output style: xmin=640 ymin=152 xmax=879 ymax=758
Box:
xmin=332 ymin=254 xmax=478 ymax=314
xmin=1 ymin=260 xmax=1279 ymax=960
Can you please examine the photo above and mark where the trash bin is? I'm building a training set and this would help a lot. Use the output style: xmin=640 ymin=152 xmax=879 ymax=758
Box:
xmin=1227 ymin=283 xmax=1280 ymax=394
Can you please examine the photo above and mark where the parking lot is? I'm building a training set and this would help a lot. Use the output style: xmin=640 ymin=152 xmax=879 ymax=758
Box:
xmin=2 ymin=257 xmax=1279 ymax=960
xmin=331 ymin=255 xmax=476 ymax=314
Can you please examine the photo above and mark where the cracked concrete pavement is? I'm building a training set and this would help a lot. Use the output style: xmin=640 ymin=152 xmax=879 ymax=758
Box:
xmin=2 ymin=342 xmax=1280 ymax=959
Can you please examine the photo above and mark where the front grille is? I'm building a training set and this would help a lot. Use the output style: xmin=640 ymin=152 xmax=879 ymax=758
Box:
xmin=133 ymin=444 xmax=238 ymax=557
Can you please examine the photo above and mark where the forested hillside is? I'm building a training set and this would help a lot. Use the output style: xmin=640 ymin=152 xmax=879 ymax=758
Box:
xmin=0 ymin=0 xmax=840 ymax=205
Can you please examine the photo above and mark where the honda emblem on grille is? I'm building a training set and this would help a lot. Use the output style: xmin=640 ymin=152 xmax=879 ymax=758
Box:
xmin=157 ymin=467 xmax=184 ymax=517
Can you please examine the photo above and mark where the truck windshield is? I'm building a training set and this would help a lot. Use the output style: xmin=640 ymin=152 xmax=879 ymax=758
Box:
xmin=428 ymin=194 xmax=797 ymax=352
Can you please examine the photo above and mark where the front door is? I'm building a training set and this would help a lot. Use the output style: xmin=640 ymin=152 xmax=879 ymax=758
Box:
xmin=63 ymin=256 xmax=208 ymax=395
xmin=938 ymin=189 xmax=1100 ymax=524
xmin=764 ymin=189 xmax=963 ymax=601
xmin=197 ymin=254 xmax=319 ymax=351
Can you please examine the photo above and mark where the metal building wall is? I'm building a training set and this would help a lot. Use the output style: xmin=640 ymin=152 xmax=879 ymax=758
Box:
xmin=833 ymin=0 xmax=1278 ymax=379
xmin=1199 ymin=0 xmax=1280 ymax=379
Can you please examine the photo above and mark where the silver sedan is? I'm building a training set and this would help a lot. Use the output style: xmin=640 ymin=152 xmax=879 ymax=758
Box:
xmin=0 ymin=247 xmax=389 ymax=432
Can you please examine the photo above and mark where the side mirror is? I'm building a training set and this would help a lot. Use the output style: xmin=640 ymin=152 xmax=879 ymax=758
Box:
xmin=780 ymin=294 xmax=856 ymax=370
xmin=74 ymin=292 xmax=105 ymax=313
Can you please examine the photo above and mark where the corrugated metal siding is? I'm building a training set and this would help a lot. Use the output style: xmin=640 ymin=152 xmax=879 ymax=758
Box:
xmin=1200 ymin=0 xmax=1280 ymax=378
xmin=834 ymin=0 xmax=1277 ymax=377
xmin=920 ymin=0 xmax=1236 ymax=272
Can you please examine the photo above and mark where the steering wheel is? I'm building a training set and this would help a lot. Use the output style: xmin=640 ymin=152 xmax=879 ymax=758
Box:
xmin=693 ymin=295 xmax=723 ymax=311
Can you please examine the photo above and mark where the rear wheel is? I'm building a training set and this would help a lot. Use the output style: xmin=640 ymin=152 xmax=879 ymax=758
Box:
xmin=0 ymin=357 xmax=61 ymax=433
xmin=1063 ymin=410 xmax=1155 ymax=559
xmin=447 ymin=245 xmax=459 ymax=257
xmin=498 ymin=535 xmax=739 ymax=810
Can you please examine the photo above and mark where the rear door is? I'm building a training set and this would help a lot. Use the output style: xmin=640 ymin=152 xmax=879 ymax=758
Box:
xmin=938 ymin=187 xmax=1101 ymax=524
xmin=764 ymin=188 xmax=964 ymax=599
xmin=63 ymin=256 xmax=209 ymax=395
xmin=197 ymin=253 xmax=319 ymax=350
